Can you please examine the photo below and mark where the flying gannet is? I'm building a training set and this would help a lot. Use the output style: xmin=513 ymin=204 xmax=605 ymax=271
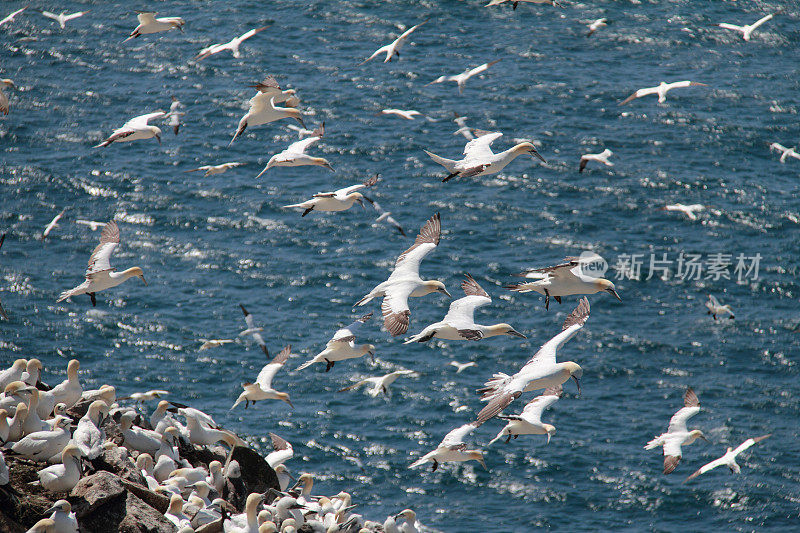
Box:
xmin=449 ymin=361 xmax=476 ymax=373
xmin=284 ymin=175 xmax=377 ymax=217
xmin=338 ymin=370 xmax=416 ymax=397
xmin=488 ymin=385 xmax=562 ymax=444
xmin=359 ymin=19 xmax=427 ymax=65
xmin=663 ymin=203 xmax=705 ymax=221
xmin=409 ymin=422 xmax=486 ymax=471
xmin=645 ymin=387 xmax=708 ymax=474
xmin=365 ymin=197 xmax=406 ymax=236
xmin=124 ymin=11 xmax=185 ymax=41
xmin=705 ymin=294 xmax=734 ymax=320
xmin=769 ymin=142 xmax=800 ymax=163
xmin=354 ymin=213 xmax=450 ymax=336
xmin=426 ymin=60 xmax=501 ymax=94
xmin=42 ymin=208 xmax=66 ymax=240
xmin=239 ymin=304 xmax=269 ymax=355
xmin=579 ymin=149 xmax=614 ymax=173
xmin=185 ymin=162 xmax=242 ymax=176
xmin=619 ymin=81 xmax=708 ymax=105
xmin=684 ymin=434 xmax=771 ymax=482
xmin=587 ymin=18 xmax=609 ymax=36
xmin=717 ymin=13 xmax=775 ymax=41
xmin=232 ymin=345 xmax=293 ymax=409
xmin=194 ymin=26 xmax=270 ymax=61
xmin=95 ymin=111 xmax=165 ymax=147
xmin=230 ymin=94 xmax=304 ymax=144
xmin=380 ymin=109 xmax=423 ymax=120
xmin=405 ymin=274 xmax=525 ymax=343
xmin=256 ymin=123 xmax=332 ymax=176
xmin=425 ymin=130 xmax=545 ymax=182
xmin=475 ymin=298 xmax=589 ymax=426
xmin=41 ymin=10 xmax=89 ymax=29
xmin=57 ymin=221 xmax=146 ymax=306
xmin=485 ymin=0 xmax=561 ymax=9
xmin=296 ymin=312 xmax=375 ymax=371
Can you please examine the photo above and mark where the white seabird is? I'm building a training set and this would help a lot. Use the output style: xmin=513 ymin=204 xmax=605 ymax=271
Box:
xmin=194 ymin=26 xmax=270 ymax=61
xmin=266 ymin=433 xmax=293 ymax=468
xmin=230 ymin=94 xmax=304 ymax=144
xmin=354 ymin=213 xmax=450 ymax=336
xmin=0 ymin=7 xmax=26 ymax=28
xmin=506 ymin=255 xmax=620 ymax=309
xmin=452 ymin=112 xmax=476 ymax=140
xmin=42 ymin=208 xmax=67 ymax=240
xmin=124 ymin=11 xmax=185 ymax=41
xmin=94 ymin=111 xmax=165 ymax=147
xmin=717 ymin=13 xmax=775 ymax=41
xmin=57 ymin=221 xmax=146 ymax=306
xmin=449 ymin=361 xmax=476 ymax=373
xmin=380 ymin=109 xmax=423 ymax=120
xmin=685 ymin=434 xmax=771 ymax=482
xmin=74 ymin=400 xmax=109 ymax=460
xmin=256 ymin=123 xmax=332 ymax=176
xmin=405 ymin=274 xmax=525 ymax=343
xmin=409 ymin=422 xmax=486 ymax=471
xmin=475 ymin=298 xmax=589 ymax=425
xmin=0 ymin=79 xmax=14 ymax=116
xmin=283 ymin=175 xmax=377 ymax=217
xmin=705 ymin=294 xmax=734 ymax=320
xmin=45 ymin=499 xmax=78 ymax=533
xmin=41 ymin=10 xmax=89 ymax=29
xmin=587 ymin=18 xmax=609 ymax=36
xmin=365 ymin=197 xmax=406 ymax=236
xmin=185 ymin=162 xmax=242 ymax=176
xmin=75 ymin=220 xmax=106 ymax=231
xmin=231 ymin=345 xmax=293 ymax=409
xmin=198 ymin=339 xmax=234 ymax=350
xmin=619 ymin=81 xmax=708 ymax=105
xmin=11 ymin=416 xmax=71 ymax=460
xmin=37 ymin=444 xmax=82 ymax=492
xmin=248 ymin=75 xmax=299 ymax=106
xmin=425 ymin=59 xmax=501 ymax=94
xmin=239 ymin=304 xmax=269 ymax=355
xmin=296 ymin=312 xmax=375 ymax=372
xmin=0 ymin=359 xmax=26 ymax=389
xmin=769 ymin=142 xmax=800 ymax=163
xmin=359 ymin=19 xmax=427 ymax=65
xmin=489 ymin=385 xmax=562 ymax=444
xmin=579 ymin=149 xmax=614 ymax=173
xmin=645 ymin=387 xmax=708 ymax=474
xmin=120 ymin=412 xmax=162 ymax=454
xmin=425 ymin=130 xmax=545 ymax=182
xmin=338 ymin=370 xmax=415 ymax=398
xmin=663 ymin=203 xmax=705 ymax=221
xmin=485 ymin=0 xmax=561 ymax=9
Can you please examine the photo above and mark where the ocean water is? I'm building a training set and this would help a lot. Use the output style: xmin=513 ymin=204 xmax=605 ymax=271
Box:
xmin=1 ymin=0 xmax=799 ymax=530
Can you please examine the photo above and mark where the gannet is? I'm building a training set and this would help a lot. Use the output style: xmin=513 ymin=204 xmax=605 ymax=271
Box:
xmin=0 ymin=79 xmax=14 ymax=116
xmin=579 ymin=149 xmax=613 ymax=172
xmin=425 ymin=59 xmax=501 ymax=94
xmin=0 ymin=410 xmax=9 ymax=443
xmin=117 ymin=389 xmax=168 ymax=402
xmin=45 ymin=500 xmax=78 ymax=533
xmin=506 ymin=254 xmax=620 ymax=309
xmin=124 ymin=11 xmax=185 ymax=41
xmin=769 ymin=142 xmax=800 ymax=163
xmin=663 ymin=203 xmax=705 ymax=221
xmin=95 ymin=111 xmax=165 ymax=147
xmin=166 ymin=96 xmax=182 ymax=135
xmin=0 ymin=381 xmax=33 ymax=414
xmin=380 ymin=109 xmax=423 ymax=120
xmin=645 ymin=387 xmax=708 ymax=474
xmin=41 ymin=10 xmax=89 ymax=29
xmin=619 ymin=81 xmax=708 ymax=105
xmin=136 ymin=454 xmax=159 ymax=491
xmin=405 ymin=274 xmax=525 ymax=343
xmin=6 ymin=402 xmax=27 ymax=442
xmin=409 ymin=422 xmax=486 ymax=471
xmin=365 ymin=197 xmax=406 ymax=236
xmin=232 ymin=345 xmax=293 ymax=409
xmin=75 ymin=220 xmax=106 ymax=231
xmin=37 ymin=444 xmax=82 ymax=492
xmin=717 ymin=13 xmax=775 ymax=41
xmin=359 ymin=19 xmax=427 ymax=65
xmin=489 ymin=385 xmax=561 ymax=444
xmin=0 ymin=359 xmax=26 ymax=390
xmin=283 ymin=175 xmax=377 ymax=217
xmin=22 ymin=389 xmax=49 ymax=435
xmin=12 ymin=416 xmax=71 ymax=460
xmin=185 ymin=162 xmax=242 ymax=176
xmin=0 ymin=7 xmax=26 ymax=28
xmin=449 ymin=361 xmax=476 ymax=373
xmin=355 ymin=213 xmax=449 ymax=336
xmin=274 ymin=464 xmax=293 ymax=491
xmin=74 ymin=400 xmax=109 ymax=460
xmin=257 ymin=123 xmax=332 ymax=176
xmin=199 ymin=339 xmax=234 ymax=350
xmin=239 ymin=304 xmax=269 ymax=355
xmin=120 ymin=412 xmax=162 ymax=454
xmin=57 ymin=221 xmax=146 ymax=306
xmin=685 ymin=435 xmax=771 ymax=483
xmin=183 ymin=412 xmax=239 ymax=448
xmin=338 ymin=370 xmax=415 ymax=397
xmin=24 ymin=519 xmax=56 ymax=533
xmin=452 ymin=112 xmax=476 ymax=140
xmin=21 ymin=358 xmax=42 ymax=387
xmin=165 ymin=494 xmax=191 ymax=529
xmin=267 ymin=433 xmax=293 ymax=468
xmin=0 ymin=234 xmax=6 ymax=319
xmin=230 ymin=95 xmax=304 ymax=144
xmin=42 ymin=208 xmax=66 ymax=239
xmin=485 ymin=0 xmax=561 ymax=9
xmin=47 ymin=359 xmax=82 ymax=410
xmin=297 ymin=312 xmax=375 ymax=371
xmin=425 ymin=131 xmax=544 ymax=182
xmin=587 ymin=18 xmax=609 ymax=36
xmin=475 ymin=298 xmax=589 ymax=425
xmin=194 ymin=26 xmax=270 ymax=61
xmin=706 ymin=294 xmax=734 ymax=320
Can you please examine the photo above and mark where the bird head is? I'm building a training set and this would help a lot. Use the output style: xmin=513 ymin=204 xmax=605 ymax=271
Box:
xmin=362 ymin=344 xmax=376 ymax=360
xmin=314 ymin=157 xmax=334 ymax=172
xmin=0 ymin=79 xmax=15 ymax=89
xmin=45 ymin=500 xmax=71 ymax=516
xmin=563 ymin=362 xmax=583 ymax=396
xmin=514 ymin=142 xmax=546 ymax=163
xmin=495 ymin=323 xmax=526 ymax=338
xmin=424 ymin=280 xmax=451 ymax=298
xmin=124 ymin=266 xmax=147 ymax=285
xmin=278 ymin=392 xmax=294 ymax=409
xmin=395 ymin=509 xmax=416 ymax=522
xmin=595 ymin=279 xmax=621 ymax=301
xmin=469 ymin=450 xmax=487 ymax=470
xmin=690 ymin=429 xmax=708 ymax=443
xmin=544 ymin=424 xmax=557 ymax=444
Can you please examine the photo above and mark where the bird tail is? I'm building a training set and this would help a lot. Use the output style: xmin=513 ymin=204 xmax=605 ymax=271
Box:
xmin=408 ymin=457 xmax=428 ymax=469
xmin=477 ymin=373 xmax=511 ymax=400
xmin=488 ymin=429 xmax=507 ymax=446
xmin=354 ymin=293 xmax=374 ymax=308
xmin=295 ymin=359 xmax=317 ymax=371
xmin=504 ymin=282 xmax=535 ymax=293
xmin=644 ymin=436 xmax=663 ymax=450
xmin=229 ymin=120 xmax=246 ymax=145
xmin=403 ymin=331 xmax=426 ymax=344
xmin=423 ymin=150 xmax=457 ymax=172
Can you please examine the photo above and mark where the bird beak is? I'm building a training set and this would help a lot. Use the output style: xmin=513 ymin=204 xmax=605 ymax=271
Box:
xmin=529 ymin=148 xmax=546 ymax=163
xmin=155 ymin=134 xmax=161 ymax=145
xmin=323 ymin=162 xmax=335 ymax=172
xmin=139 ymin=275 xmax=148 ymax=286
xmin=295 ymin=116 xmax=306 ymax=129
xmin=478 ymin=457 xmax=487 ymax=470
xmin=700 ymin=435 xmax=709 ymax=443
xmin=440 ymin=288 xmax=452 ymax=298
xmin=508 ymin=329 xmax=526 ymax=338
xmin=607 ymin=288 xmax=621 ymax=301
xmin=284 ymin=397 xmax=294 ymax=409
xmin=44 ymin=504 xmax=60 ymax=515
xmin=356 ymin=198 xmax=365 ymax=209
xmin=368 ymin=350 xmax=375 ymax=363
xmin=546 ymin=434 xmax=551 ymax=445
xmin=571 ymin=375 xmax=582 ymax=397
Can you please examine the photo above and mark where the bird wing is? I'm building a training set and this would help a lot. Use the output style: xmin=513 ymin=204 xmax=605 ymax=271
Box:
xmin=125 ymin=112 xmax=166 ymax=129
xmin=65 ymin=11 xmax=88 ymax=21
xmin=731 ymin=434 xmax=771 ymax=456
xmin=522 ymin=298 xmax=590 ymax=369
xmin=461 ymin=274 xmax=489 ymax=298
xmin=667 ymin=406 xmax=700 ymax=434
xmin=397 ymin=19 xmax=427 ymax=43
xmin=41 ymin=11 xmax=59 ymax=20
xmin=85 ymin=221 xmax=119 ymax=276
xmin=520 ymin=387 xmax=562 ymax=424
xmin=749 ymin=13 xmax=774 ymax=30
xmin=251 ymin=75 xmax=281 ymax=92
xmin=466 ymin=59 xmax=500 ymax=78
xmin=685 ymin=455 xmax=728 ymax=482
xmin=442 ymin=295 xmax=491 ymax=329
xmin=248 ymin=92 xmax=273 ymax=114
xmin=620 ymin=86 xmax=658 ymax=105
xmin=440 ymin=422 xmax=477 ymax=448
xmin=255 ymin=345 xmax=291 ymax=389
xmin=707 ymin=294 xmax=721 ymax=308
xmin=239 ymin=26 xmax=269 ymax=42
xmin=136 ymin=12 xmax=157 ymax=25
xmin=381 ymin=283 xmax=415 ymax=336
xmin=717 ymin=23 xmax=744 ymax=32
xmin=463 ymin=132 xmax=502 ymax=159
xmin=338 ymin=379 xmax=372 ymax=392
xmin=389 ymin=213 xmax=440 ymax=279
xmin=285 ymin=136 xmax=321 ymax=156
xmin=240 ymin=304 xmax=257 ymax=330
xmin=331 ymin=312 xmax=372 ymax=343
xmin=269 ymin=432 xmax=292 ymax=452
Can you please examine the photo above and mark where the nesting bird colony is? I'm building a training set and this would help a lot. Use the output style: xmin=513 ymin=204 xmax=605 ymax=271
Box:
xmin=0 ymin=2 xmax=794 ymax=532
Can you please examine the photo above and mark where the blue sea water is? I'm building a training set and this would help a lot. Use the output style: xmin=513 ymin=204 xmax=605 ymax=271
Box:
xmin=1 ymin=0 xmax=799 ymax=530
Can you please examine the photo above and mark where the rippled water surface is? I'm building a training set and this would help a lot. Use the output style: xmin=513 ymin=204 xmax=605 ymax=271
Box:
xmin=2 ymin=1 xmax=799 ymax=531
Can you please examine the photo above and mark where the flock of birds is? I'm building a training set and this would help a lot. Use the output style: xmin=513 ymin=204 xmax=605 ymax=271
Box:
xmin=0 ymin=2 xmax=784 ymax=532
